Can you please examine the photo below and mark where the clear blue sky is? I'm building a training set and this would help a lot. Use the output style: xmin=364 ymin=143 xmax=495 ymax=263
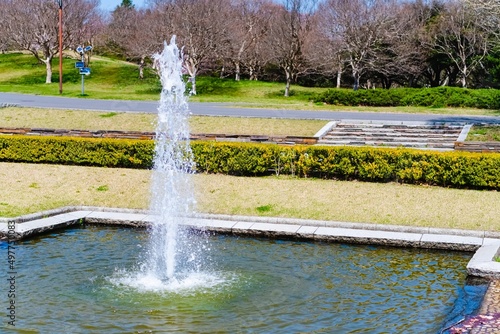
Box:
xmin=99 ymin=0 xmax=147 ymax=12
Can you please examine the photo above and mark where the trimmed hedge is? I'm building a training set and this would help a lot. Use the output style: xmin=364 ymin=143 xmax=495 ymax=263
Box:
xmin=313 ymin=87 xmax=500 ymax=109
xmin=0 ymin=136 xmax=154 ymax=168
xmin=1 ymin=136 xmax=500 ymax=190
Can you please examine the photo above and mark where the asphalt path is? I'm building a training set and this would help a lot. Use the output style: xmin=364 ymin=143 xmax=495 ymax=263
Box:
xmin=1 ymin=92 xmax=499 ymax=124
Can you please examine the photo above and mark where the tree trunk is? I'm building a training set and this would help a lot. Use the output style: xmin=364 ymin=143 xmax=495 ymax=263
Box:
xmin=190 ymin=75 xmax=197 ymax=95
xmin=185 ymin=58 xmax=197 ymax=95
xmin=139 ymin=56 xmax=145 ymax=80
xmin=235 ymin=61 xmax=241 ymax=81
xmin=353 ymin=70 xmax=360 ymax=91
xmin=284 ymin=67 xmax=291 ymax=97
xmin=461 ymin=65 xmax=467 ymax=88
xmin=336 ymin=67 xmax=342 ymax=88
xmin=43 ymin=57 xmax=53 ymax=84
xmin=440 ymin=76 xmax=449 ymax=86
xmin=249 ymin=66 xmax=257 ymax=80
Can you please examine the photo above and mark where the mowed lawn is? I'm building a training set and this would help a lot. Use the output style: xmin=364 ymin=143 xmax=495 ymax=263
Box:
xmin=1 ymin=162 xmax=499 ymax=232
xmin=0 ymin=107 xmax=326 ymax=136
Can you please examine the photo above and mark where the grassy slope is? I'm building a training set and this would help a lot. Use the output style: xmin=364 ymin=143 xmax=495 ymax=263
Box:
xmin=1 ymin=52 xmax=499 ymax=116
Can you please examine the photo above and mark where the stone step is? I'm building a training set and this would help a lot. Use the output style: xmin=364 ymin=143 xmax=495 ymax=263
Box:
xmin=321 ymin=135 xmax=457 ymax=142
xmin=337 ymin=123 xmax=463 ymax=129
xmin=316 ymin=140 xmax=456 ymax=149
xmin=327 ymin=128 xmax=462 ymax=134
xmin=316 ymin=121 xmax=466 ymax=150
xmin=323 ymin=132 xmax=460 ymax=139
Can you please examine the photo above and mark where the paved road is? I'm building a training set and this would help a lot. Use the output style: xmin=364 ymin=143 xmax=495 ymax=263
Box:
xmin=1 ymin=92 xmax=499 ymax=124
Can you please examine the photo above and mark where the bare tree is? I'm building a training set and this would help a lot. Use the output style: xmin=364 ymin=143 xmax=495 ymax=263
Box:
xmin=318 ymin=0 xmax=404 ymax=90
xmin=462 ymin=0 xmax=500 ymax=33
xmin=367 ymin=1 xmax=431 ymax=88
xmin=2 ymin=0 xmax=101 ymax=84
xmin=158 ymin=0 xmax=231 ymax=95
xmin=311 ymin=7 xmax=347 ymax=88
xmin=105 ymin=5 xmax=164 ymax=79
xmin=226 ymin=0 xmax=272 ymax=81
xmin=266 ymin=0 xmax=316 ymax=96
xmin=0 ymin=1 xmax=11 ymax=53
xmin=426 ymin=0 xmax=491 ymax=87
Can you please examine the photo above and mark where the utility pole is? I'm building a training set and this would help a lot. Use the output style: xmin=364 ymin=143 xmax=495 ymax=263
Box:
xmin=57 ymin=0 xmax=63 ymax=94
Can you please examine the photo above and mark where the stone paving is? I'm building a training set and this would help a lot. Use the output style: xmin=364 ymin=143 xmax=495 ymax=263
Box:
xmin=469 ymin=280 xmax=500 ymax=333
xmin=445 ymin=280 xmax=500 ymax=333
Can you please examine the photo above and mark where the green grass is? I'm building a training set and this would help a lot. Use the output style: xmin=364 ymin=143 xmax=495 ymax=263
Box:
xmin=1 ymin=52 xmax=499 ymax=116
xmin=467 ymin=125 xmax=500 ymax=141
xmin=0 ymin=107 xmax=326 ymax=136
xmin=1 ymin=162 xmax=499 ymax=232
xmin=99 ymin=112 xmax=118 ymax=118
xmin=0 ymin=52 xmax=160 ymax=99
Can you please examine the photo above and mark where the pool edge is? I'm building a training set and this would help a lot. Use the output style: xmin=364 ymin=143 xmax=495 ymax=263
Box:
xmin=1 ymin=206 xmax=500 ymax=279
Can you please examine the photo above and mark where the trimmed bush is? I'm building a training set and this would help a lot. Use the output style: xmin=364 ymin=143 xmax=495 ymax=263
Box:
xmin=0 ymin=136 xmax=154 ymax=168
xmin=314 ymin=87 xmax=500 ymax=109
xmin=1 ymin=136 xmax=500 ymax=190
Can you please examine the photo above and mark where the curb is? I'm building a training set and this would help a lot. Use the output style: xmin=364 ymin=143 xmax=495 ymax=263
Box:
xmin=1 ymin=206 xmax=500 ymax=279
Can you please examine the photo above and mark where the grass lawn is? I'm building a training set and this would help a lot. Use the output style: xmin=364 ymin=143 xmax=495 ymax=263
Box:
xmin=467 ymin=125 xmax=500 ymax=142
xmin=1 ymin=162 xmax=499 ymax=231
xmin=1 ymin=52 xmax=500 ymax=117
xmin=0 ymin=107 xmax=326 ymax=136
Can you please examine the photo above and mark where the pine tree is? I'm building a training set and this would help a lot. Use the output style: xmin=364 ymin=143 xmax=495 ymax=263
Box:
xmin=120 ymin=0 xmax=134 ymax=9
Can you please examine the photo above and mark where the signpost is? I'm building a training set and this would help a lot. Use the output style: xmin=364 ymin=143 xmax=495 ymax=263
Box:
xmin=76 ymin=45 xmax=92 ymax=95
xmin=79 ymin=68 xmax=91 ymax=75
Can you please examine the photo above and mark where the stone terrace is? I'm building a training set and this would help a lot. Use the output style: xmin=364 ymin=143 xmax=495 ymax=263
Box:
xmin=316 ymin=120 xmax=468 ymax=150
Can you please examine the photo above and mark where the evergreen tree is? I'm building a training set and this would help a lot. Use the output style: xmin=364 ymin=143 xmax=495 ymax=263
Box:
xmin=119 ymin=0 xmax=134 ymax=9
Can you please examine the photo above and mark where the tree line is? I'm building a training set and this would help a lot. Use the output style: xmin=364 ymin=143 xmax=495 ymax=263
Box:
xmin=1 ymin=0 xmax=500 ymax=95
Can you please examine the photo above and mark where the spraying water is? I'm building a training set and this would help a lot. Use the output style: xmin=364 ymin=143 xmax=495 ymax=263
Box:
xmin=109 ymin=37 xmax=224 ymax=292
xmin=146 ymin=36 xmax=195 ymax=281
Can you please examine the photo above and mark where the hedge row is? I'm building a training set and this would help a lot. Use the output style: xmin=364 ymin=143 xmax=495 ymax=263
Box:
xmin=191 ymin=142 xmax=500 ymax=189
xmin=0 ymin=136 xmax=154 ymax=168
xmin=1 ymin=136 xmax=499 ymax=190
xmin=313 ymin=87 xmax=500 ymax=109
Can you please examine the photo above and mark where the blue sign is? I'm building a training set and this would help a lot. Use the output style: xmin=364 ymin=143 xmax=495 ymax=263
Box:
xmin=79 ymin=67 xmax=91 ymax=75
xmin=75 ymin=61 xmax=84 ymax=68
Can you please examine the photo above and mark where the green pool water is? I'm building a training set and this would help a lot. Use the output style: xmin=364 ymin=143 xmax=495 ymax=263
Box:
xmin=0 ymin=226 xmax=487 ymax=333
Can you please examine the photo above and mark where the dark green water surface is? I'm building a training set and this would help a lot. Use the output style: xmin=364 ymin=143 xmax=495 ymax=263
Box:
xmin=0 ymin=226 xmax=487 ymax=333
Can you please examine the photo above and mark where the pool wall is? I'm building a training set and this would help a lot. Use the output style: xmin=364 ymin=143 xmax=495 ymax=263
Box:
xmin=1 ymin=206 xmax=500 ymax=278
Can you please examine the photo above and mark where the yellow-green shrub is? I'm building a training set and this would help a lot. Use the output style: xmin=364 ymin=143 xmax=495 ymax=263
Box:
xmin=1 ymin=136 xmax=499 ymax=190
xmin=0 ymin=136 xmax=154 ymax=168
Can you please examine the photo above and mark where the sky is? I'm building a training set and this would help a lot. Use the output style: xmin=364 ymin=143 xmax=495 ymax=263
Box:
xmin=99 ymin=0 xmax=147 ymax=12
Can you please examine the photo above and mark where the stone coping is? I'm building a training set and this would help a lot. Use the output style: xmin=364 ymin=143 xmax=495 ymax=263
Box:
xmin=1 ymin=206 xmax=500 ymax=278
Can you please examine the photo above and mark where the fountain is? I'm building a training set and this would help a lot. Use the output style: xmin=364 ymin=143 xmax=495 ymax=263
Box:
xmin=112 ymin=37 xmax=207 ymax=290
xmin=146 ymin=36 xmax=195 ymax=282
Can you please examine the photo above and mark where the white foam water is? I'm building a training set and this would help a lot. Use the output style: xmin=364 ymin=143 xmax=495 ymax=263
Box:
xmin=108 ymin=270 xmax=232 ymax=294
xmin=109 ymin=36 xmax=224 ymax=292
xmin=145 ymin=36 xmax=195 ymax=281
